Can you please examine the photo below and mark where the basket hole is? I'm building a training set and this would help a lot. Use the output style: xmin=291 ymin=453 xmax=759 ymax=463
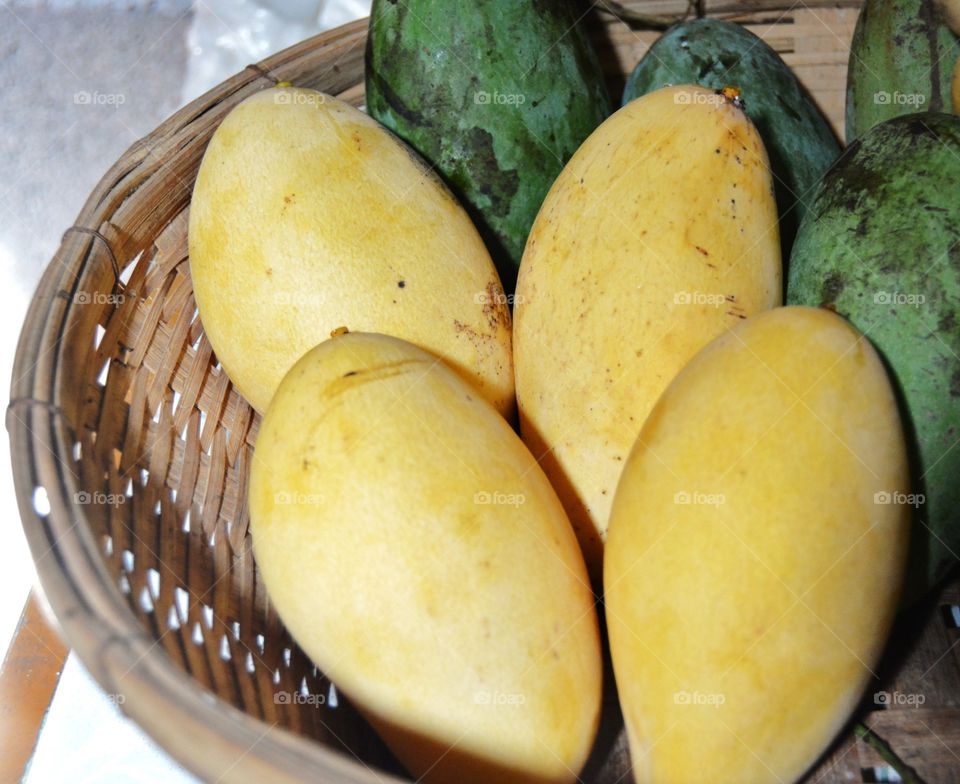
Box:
xmin=192 ymin=622 xmax=204 ymax=645
xmin=166 ymin=605 xmax=180 ymax=631
xmin=121 ymin=549 xmax=134 ymax=573
xmin=861 ymin=766 xmax=902 ymax=782
xmin=283 ymin=647 xmax=292 ymax=668
xmin=96 ymin=358 xmax=110 ymax=387
xmin=32 ymin=486 xmax=51 ymax=517
xmin=118 ymin=574 xmax=131 ymax=595
xmin=102 ymin=534 xmax=113 ymax=557
xmin=140 ymin=468 xmax=149 ymax=487
xmin=125 ymin=478 xmax=134 ymax=498
xmin=272 ymin=669 xmax=280 ymax=685
xmin=181 ymin=509 xmax=192 ymax=534
xmin=172 ymin=389 xmax=183 ymax=417
xmin=151 ymin=405 xmax=162 ymax=425
xmin=146 ymin=568 xmax=160 ymax=599
xmin=174 ymin=586 xmax=189 ymax=623
xmin=170 ymin=488 xmax=178 ymax=504
xmin=72 ymin=441 xmax=82 ymax=462
xmin=220 ymin=635 xmax=232 ymax=661
xmin=139 ymin=586 xmax=154 ymax=614
xmin=119 ymin=259 xmax=136 ymax=287
xmin=245 ymin=652 xmax=256 ymax=674
xmin=328 ymin=683 xmax=339 ymax=708
xmin=232 ymin=621 xmax=240 ymax=640
xmin=255 ymin=634 xmax=265 ymax=654
xmin=941 ymin=605 xmax=960 ymax=628
xmin=202 ymin=603 xmax=214 ymax=629
xmin=299 ymin=677 xmax=310 ymax=698
xmin=93 ymin=323 xmax=106 ymax=350
xmin=153 ymin=500 xmax=161 ymax=516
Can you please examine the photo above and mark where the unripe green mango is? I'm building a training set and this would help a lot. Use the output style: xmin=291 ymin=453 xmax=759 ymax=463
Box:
xmin=365 ymin=0 xmax=612 ymax=292
xmin=846 ymin=0 xmax=960 ymax=142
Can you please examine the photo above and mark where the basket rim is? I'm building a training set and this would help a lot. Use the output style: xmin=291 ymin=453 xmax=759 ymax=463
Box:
xmin=8 ymin=16 xmax=408 ymax=784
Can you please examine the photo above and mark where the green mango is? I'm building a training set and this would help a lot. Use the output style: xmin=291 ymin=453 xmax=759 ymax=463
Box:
xmin=787 ymin=112 xmax=960 ymax=606
xmin=365 ymin=0 xmax=611 ymax=293
xmin=846 ymin=0 xmax=960 ymax=143
xmin=622 ymin=18 xmax=840 ymax=260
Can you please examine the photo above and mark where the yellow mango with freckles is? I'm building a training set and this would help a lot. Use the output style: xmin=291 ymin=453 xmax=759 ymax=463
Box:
xmin=514 ymin=85 xmax=781 ymax=579
xmin=189 ymin=86 xmax=513 ymax=416
xmin=605 ymin=306 xmax=909 ymax=784
xmin=250 ymin=332 xmax=600 ymax=784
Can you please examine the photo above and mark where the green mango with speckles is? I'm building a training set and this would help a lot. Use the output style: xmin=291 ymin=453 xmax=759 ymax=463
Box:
xmin=846 ymin=0 xmax=960 ymax=143
xmin=787 ymin=112 xmax=960 ymax=606
xmin=622 ymin=19 xmax=840 ymax=259
xmin=365 ymin=0 xmax=611 ymax=293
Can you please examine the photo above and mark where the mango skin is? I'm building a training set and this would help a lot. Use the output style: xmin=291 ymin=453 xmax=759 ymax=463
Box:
xmin=787 ymin=112 xmax=960 ymax=605
xmin=365 ymin=0 xmax=612 ymax=292
xmin=249 ymin=332 xmax=601 ymax=784
xmin=953 ymin=56 xmax=960 ymax=111
xmin=188 ymin=86 xmax=513 ymax=416
xmin=605 ymin=306 xmax=909 ymax=784
xmin=846 ymin=0 xmax=960 ymax=142
xmin=514 ymin=85 xmax=781 ymax=580
xmin=622 ymin=18 xmax=840 ymax=256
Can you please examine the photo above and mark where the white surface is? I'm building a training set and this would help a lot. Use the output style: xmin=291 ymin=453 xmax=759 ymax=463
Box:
xmin=25 ymin=653 xmax=199 ymax=784
xmin=181 ymin=0 xmax=370 ymax=103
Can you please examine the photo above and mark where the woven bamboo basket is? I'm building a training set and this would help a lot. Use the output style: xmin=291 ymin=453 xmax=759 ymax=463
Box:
xmin=9 ymin=2 xmax=960 ymax=782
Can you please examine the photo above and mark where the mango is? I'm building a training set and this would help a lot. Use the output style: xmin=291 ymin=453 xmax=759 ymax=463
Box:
xmin=189 ymin=86 xmax=513 ymax=416
xmin=249 ymin=332 xmax=601 ymax=784
xmin=605 ymin=306 xmax=909 ymax=784
xmin=514 ymin=85 xmax=781 ymax=579
xmin=846 ymin=0 xmax=960 ymax=141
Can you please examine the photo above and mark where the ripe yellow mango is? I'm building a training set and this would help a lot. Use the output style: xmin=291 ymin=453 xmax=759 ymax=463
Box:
xmin=189 ymin=86 xmax=513 ymax=416
xmin=605 ymin=307 xmax=909 ymax=784
xmin=514 ymin=85 xmax=781 ymax=578
xmin=249 ymin=332 xmax=600 ymax=784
